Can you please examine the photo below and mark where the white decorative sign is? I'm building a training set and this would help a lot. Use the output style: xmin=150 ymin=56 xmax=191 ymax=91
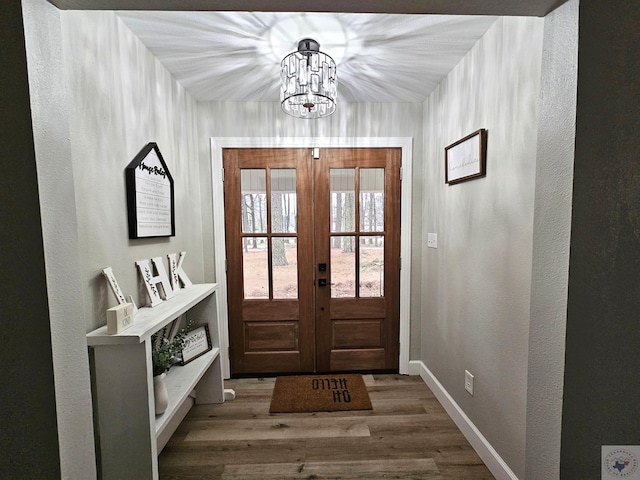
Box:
xmin=135 ymin=257 xmax=174 ymax=307
xmin=106 ymin=303 xmax=134 ymax=334
xmin=102 ymin=267 xmax=127 ymax=304
xmin=126 ymin=143 xmax=175 ymax=239
xmin=181 ymin=325 xmax=212 ymax=364
xmin=168 ymin=251 xmax=193 ymax=290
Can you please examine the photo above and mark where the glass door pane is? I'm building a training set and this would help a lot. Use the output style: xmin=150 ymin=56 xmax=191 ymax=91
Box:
xmin=330 ymin=235 xmax=356 ymax=298
xmin=241 ymin=169 xmax=267 ymax=234
xmin=360 ymin=168 xmax=384 ymax=232
xmin=271 ymin=169 xmax=297 ymax=234
xmin=360 ymin=236 xmax=384 ymax=297
xmin=272 ymin=237 xmax=298 ymax=299
xmin=330 ymin=169 xmax=355 ymax=233
xmin=243 ymin=237 xmax=268 ymax=299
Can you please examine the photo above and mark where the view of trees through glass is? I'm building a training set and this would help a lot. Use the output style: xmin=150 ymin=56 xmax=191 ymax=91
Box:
xmin=240 ymin=167 xmax=385 ymax=300
xmin=241 ymin=169 xmax=298 ymax=299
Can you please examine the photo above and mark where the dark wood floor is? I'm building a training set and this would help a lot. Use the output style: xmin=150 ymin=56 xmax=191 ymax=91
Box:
xmin=159 ymin=374 xmax=495 ymax=479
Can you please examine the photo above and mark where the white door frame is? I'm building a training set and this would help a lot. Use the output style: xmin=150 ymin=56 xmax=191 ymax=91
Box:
xmin=210 ymin=137 xmax=413 ymax=378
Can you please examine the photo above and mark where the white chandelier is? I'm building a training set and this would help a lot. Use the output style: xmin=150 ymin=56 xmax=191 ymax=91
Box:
xmin=280 ymin=38 xmax=337 ymax=119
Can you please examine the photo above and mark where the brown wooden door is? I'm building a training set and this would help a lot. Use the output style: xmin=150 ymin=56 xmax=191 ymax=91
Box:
xmin=223 ymin=148 xmax=315 ymax=374
xmin=314 ymin=148 xmax=401 ymax=372
xmin=224 ymin=147 xmax=401 ymax=375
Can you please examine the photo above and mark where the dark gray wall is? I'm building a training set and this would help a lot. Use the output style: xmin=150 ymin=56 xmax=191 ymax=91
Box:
xmin=0 ymin=1 xmax=60 ymax=477
xmin=562 ymin=0 xmax=640 ymax=477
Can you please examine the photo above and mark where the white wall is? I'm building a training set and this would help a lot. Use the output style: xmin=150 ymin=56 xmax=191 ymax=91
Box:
xmin=23 ymin=1 xmax=96 ymax=477
xmin=421 ymin=17 xmax=544 ymax=478
xmin=197 ymin=101 xmax=425 ymax=357
xmin=24 ymin=6 xmax=206 ymax=478
xmin=525 ymin=1 xmax=577 ymax=478
xmin=61 ymin=10 xmax=205 ymax=332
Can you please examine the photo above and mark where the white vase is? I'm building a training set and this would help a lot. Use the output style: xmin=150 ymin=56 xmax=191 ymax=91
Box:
xmin=154 ymin=373 xmax=169 ymax=415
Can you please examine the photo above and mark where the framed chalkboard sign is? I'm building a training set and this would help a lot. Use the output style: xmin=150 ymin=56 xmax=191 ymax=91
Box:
xmin=125 ymin=143 xmax=175 ymax=239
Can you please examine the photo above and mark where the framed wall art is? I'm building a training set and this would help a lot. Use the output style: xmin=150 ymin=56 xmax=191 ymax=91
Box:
xmin=445 ymin=129 xmax=487 ymax=185
xmin=125 ymin=143 xmax=175 ymax=239
xmin=181 ymin=324 xmax=212 ymax=365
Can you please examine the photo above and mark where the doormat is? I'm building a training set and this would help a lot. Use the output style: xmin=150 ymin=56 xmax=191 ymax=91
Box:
xmin=269 ymin=374 xmax=373 ymax=413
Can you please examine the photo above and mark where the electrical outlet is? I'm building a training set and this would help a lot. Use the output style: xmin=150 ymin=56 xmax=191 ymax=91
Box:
xmin=465 ymin=370 xmax=474 ymax=395
xmin=427 ymin=233 xmax=438 ymax=248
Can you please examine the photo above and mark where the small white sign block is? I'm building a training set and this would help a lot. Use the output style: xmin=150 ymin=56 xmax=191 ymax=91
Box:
xmin=106 ymin=303 xmax=134 ymax=334
xmin=603 ymin=446 xmax=640 ymax=480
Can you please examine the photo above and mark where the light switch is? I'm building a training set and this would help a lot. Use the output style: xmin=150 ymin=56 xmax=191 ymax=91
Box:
xmin=427 ymin=233 xmax=438 ymax=248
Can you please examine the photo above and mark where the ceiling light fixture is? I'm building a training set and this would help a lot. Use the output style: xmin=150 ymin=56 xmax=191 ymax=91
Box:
xmin=280 ymin=38 xmax=337 ymax=119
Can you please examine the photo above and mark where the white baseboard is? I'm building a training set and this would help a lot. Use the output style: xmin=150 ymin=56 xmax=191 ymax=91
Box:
xmin=408 ymin=360 xmax=519 ymax=480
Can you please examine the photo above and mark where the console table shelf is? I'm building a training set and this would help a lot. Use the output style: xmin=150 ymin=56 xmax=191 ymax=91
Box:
xmin=156 ymin=347 xmax=219 ymax=438
xmin=88 ymin=283 xmax=224 ymax=480
xmin=87 ymin=283 xmax=217 ymax=345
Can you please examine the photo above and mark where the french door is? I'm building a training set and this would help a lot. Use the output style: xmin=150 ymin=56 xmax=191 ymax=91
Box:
xmin=223 ymin=147 xmax=401 ymax=375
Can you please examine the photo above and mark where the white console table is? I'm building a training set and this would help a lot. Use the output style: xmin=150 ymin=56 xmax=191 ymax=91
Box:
xmin=87 ymin=283 xmax=224 ymax=480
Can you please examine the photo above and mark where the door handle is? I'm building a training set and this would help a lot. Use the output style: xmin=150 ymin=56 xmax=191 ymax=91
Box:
xmin=318 ymin=278 xmax=334 ymax=287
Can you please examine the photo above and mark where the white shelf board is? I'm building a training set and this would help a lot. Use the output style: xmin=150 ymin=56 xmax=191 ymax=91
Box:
xmin=155 ymin=347 xmax=219 ymax=439
xmin=87 ymin=284 xmax=217 ymax=346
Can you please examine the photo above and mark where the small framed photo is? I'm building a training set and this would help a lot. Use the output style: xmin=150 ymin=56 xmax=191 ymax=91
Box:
xmin=181 ymin=325 xmax=212 ymax=365
xmin=445 ymin=129 xmax=487 ymax=185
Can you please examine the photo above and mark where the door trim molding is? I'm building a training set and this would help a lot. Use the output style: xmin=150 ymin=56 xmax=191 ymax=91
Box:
xmin=210 ymin=137 xmax=413 ymax=378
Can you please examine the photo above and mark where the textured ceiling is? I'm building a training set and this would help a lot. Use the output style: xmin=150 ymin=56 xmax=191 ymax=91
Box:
xmin=117 ymin=12 xmax=498 ymax=103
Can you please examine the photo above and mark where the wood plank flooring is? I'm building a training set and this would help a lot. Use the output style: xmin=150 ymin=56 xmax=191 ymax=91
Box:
xmin=159 ymin=374 xmax=495 ymax=479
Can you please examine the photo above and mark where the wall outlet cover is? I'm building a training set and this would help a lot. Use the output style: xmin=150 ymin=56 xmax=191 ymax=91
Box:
xmin=427 ymin=233 xmax=438 ymax=248
xmin=464 ymin=370 xmax=474 ymax=395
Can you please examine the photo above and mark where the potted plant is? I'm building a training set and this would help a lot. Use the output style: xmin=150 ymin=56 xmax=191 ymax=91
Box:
xmin=152 ymin=331 xmax=184 ymax=377
xmin=151 ymin=320 xmax=193 ymax=414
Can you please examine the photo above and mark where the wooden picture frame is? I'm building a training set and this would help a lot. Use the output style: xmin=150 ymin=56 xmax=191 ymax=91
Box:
xmin=125 ymin=143 xmax=175 ymax=239
xmin=181 ymin=324 xmax=212 ymax=365
xmin=445 ymin=129 xmax=487 ymax=185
